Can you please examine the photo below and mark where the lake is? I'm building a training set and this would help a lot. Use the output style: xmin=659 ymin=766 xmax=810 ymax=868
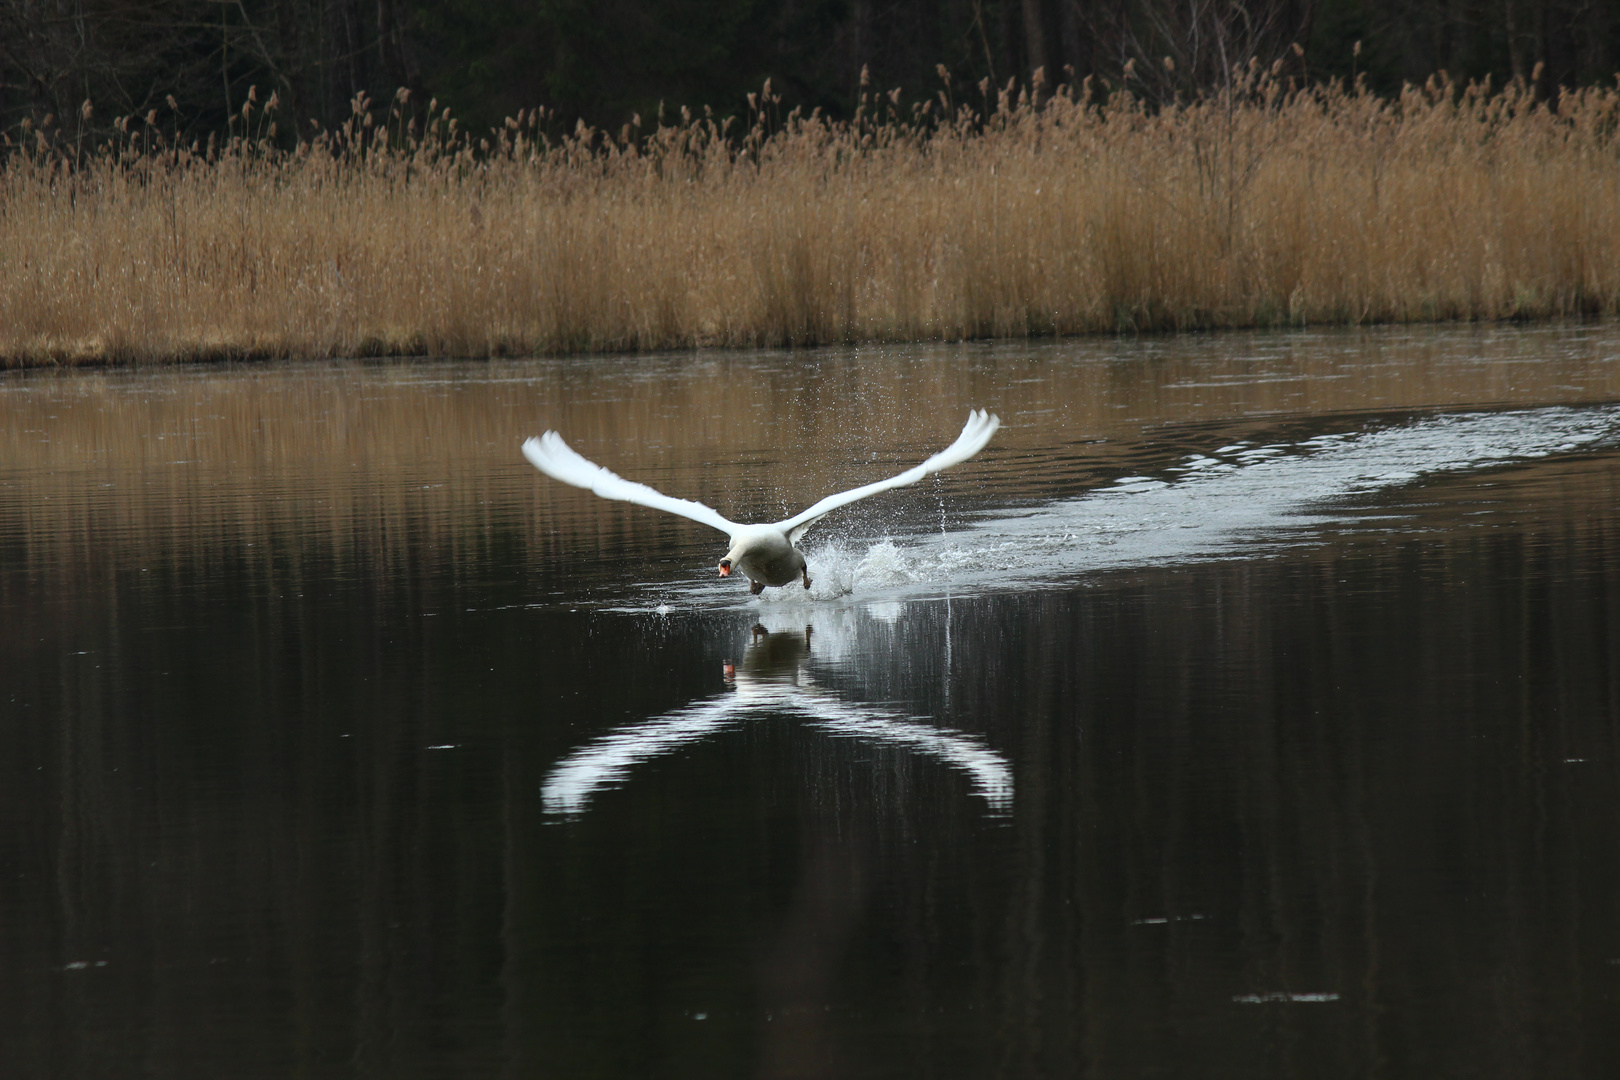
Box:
xmin=3 ymin=324 xmax=1619 ymax=1078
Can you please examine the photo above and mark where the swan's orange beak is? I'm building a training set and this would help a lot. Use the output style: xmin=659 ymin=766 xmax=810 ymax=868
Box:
xmin=718 ymin=559 xmax=732 ymax=577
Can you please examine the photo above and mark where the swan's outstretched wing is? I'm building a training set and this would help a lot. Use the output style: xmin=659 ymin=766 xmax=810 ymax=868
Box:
xmin=774 ymin=409 xmax=1000 ymax=544
xmin=523 ymin=432 xmax=740 ymax=536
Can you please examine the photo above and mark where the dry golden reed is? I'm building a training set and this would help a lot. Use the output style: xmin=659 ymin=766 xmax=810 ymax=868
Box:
xmin=3 ymin=72 xmax=1619 ymax=365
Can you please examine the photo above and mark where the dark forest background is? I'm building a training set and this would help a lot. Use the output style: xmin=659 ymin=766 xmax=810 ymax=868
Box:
xmin=2 ymin=0 xmax=1616 ymax=144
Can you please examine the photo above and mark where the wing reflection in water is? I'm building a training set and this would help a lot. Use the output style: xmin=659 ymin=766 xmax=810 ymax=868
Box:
xmin=541 ymin=619 xmax=1013 ymax=819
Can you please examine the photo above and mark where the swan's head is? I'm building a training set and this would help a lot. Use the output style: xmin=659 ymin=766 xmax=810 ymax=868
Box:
xmin=718 ymin=558 xmax=732 ymax=577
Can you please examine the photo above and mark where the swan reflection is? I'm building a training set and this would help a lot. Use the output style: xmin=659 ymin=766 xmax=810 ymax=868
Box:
xmin=542 ymin=621 xmax=1013 ymax=819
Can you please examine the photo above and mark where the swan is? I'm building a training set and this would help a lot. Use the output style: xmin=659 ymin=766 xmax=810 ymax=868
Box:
xmin=522 ymin=409 xmax=1000 ymax=593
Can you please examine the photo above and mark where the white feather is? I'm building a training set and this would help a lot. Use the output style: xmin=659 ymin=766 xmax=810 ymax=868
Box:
xmin=775 ymin=409 xmax=1001 ymax=544
xmin=522 ymin=409 xmax=1001 ymax=574
xmin=521 ymin=431 xmax=740 ymax=537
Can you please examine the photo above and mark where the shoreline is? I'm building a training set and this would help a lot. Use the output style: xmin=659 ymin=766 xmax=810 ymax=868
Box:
xmin=6 ymin=75 xmax=1617 ymax=370
xmin=2 ymin=313 xmax=1613 ymax=372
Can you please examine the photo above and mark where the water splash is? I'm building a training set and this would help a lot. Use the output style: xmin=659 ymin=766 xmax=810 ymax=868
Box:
xmin=641 ymin=403 xmax=1620 ymax=610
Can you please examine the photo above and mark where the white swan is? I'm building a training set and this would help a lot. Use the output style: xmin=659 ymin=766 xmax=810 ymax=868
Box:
xmin=522 ymin=409 xmax=1000 ymax=593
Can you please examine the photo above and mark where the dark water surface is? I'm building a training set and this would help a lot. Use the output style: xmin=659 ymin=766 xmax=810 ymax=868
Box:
xmin=3 ymin=326 xmax=1620 ymax=1078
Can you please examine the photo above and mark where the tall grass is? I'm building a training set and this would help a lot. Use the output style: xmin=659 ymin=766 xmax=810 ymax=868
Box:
xmin=4 ymin=70 xmax=1620 ymax=365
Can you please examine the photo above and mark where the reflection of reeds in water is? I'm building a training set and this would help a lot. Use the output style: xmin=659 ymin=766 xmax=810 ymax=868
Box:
xmin=5 ymin=74 xmax=1620 ymax=365
xmin=4 ymin=355 xmax=1617 ymax=1073
xmin=5 ymin=329 xmax=1620 ymax=590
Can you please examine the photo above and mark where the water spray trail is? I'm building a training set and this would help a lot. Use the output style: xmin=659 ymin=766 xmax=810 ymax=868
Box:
xmin=632 ymin=404 xmax=1620 ymax=611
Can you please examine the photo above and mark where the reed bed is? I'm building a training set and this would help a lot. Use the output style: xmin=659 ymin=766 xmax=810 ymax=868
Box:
xmin=3 ymin=71 xmax=1620 ymax=365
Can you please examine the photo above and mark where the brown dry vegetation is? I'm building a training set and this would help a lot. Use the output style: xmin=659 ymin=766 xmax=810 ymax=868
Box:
xmin=3 ymin=70 xmax=1620 ymax=366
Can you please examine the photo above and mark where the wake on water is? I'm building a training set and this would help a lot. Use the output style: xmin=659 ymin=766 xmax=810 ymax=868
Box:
xmin=629 ymin=403 xmax=1620 ymax=613
xmin=561 ymin=403 xmax=1620 ymax=820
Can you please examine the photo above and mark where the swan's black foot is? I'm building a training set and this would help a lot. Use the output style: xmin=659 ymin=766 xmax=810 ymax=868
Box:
xmin=749 ymin=579 xmax=765 ymax=595
xmin=802 ymin=568 xmax=812 ymax=589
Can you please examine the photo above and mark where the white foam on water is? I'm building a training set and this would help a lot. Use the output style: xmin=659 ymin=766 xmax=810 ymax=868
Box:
xmin=639 ymin=404 xmax=1620 ymax=610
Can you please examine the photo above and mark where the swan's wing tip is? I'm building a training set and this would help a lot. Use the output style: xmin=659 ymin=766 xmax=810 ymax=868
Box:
xmin=954 ymin=409 xmax=1001 ymax=455
xmin=527 ymin=430 xmax=567 ymax=454
xmin=521 ymin=429 xmax=739 ymax=535
xmin=522 ymin=430 xmax=595 ymax=481
xmin=778 ymin=406 xmax=1001 ymax=540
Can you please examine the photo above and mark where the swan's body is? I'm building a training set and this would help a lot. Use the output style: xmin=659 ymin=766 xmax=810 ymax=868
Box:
xmin=722 ymin=524 xmax=808 ymax=591
xmin=522 ymin=409 xmax=1000 ymax=593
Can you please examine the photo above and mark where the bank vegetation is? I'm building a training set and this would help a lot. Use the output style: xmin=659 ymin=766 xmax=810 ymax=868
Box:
xmin=3 ymin=68 xmax=1619 ymax=365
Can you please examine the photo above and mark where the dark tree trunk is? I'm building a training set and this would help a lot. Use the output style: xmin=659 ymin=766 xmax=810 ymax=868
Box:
xmin=1022 ymin=0 xmax=1052 ymax=84
xmin=1505 ymin=0 xmax=1529 ymax=82
xmin=1059 ymin=0 xmax=1095 ymax=84
xmin=326 ymin=0 xmax=368 ymax=118
xmin=375 ymin=0 xmax=421 ymax=99
xmin=999 ymin=0 xmax=1025 ymax=90
xmin=1020 ymin=0 xmax=1069 ymax=89
xmin=272 ymin=0 xmax=306 ymax=126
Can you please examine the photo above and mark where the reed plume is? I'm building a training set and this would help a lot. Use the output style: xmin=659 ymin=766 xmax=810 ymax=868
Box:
xmin=2 ymin=69 xmax=1617 ymax=366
